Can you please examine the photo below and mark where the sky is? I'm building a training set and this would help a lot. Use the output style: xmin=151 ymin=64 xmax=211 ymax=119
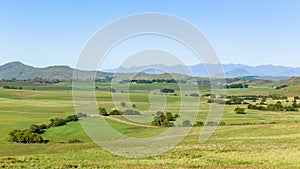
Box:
xmin=0 ymin=0 xmax=300 ymax=69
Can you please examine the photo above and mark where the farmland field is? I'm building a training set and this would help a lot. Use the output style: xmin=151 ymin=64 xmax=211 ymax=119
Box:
xmin=0 ymin=82 xmax=300 ymax=168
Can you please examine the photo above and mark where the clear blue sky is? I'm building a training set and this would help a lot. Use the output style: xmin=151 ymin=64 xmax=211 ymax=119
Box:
xmin=0 ymin=0 xmax=300 ymax=68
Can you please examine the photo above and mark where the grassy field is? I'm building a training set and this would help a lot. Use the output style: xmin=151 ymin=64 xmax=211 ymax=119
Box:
xmin=0 ymin=83 xmax=300 ymax=168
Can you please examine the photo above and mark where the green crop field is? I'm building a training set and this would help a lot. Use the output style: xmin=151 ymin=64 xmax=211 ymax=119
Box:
xmin=0 ymin=83 xmax=300 ymax=168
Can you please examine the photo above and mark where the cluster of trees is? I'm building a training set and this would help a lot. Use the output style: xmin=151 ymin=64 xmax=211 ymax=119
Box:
xmin=292 ymin=100 xmax=300 ymax=108
xmin=160 ymin=88 xmax=175 ymax=93
xmin=268 ymin=94 xmax=288 ymax=100
xmin=129 ymin=79 xmax=178 ymax=84
xmin=248 ymin=101 xmax=298 ymax=111
xmin=94 ymin=76 xmax=113 ymax=82
xmin=8 ymin=115 xmax=79 ymax=144
xmin=208 ymin=97 xmax=245 ymax=105
xmin=49 ymin=115 xmax=78 ymax=127
xmin=207 ymin=94 xmax=296 ymax=106
xmin=3 ymin=86 xmax=22 ymax=90
xmin=33 ymin=77 xmax=60 ymax=84
xmin=99 ymin=107 xmax=141 ymax=116
xmin=152 ymin=111 xmax=179 ymax=127
xmin=9 ymin=129 xmax=48 ymax=144
xmin=193 ymin=121 xmax=226 ymax=126
xmin=1 ymin=78 xmax=23 ymax=82
xmin=224 ymin=97 xmax=244 ymax=105
xmin=247 ymin=104 xmax=267 ymax=111
xmin=275 ymin=84 xmax=288 ymax=90
xmin=223 ymin=83 xmax=249 ymax=89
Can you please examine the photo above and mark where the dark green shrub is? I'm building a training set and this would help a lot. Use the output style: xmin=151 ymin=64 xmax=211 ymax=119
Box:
xmin=235 ymin=107 xmax=246 ymax=114
xmin=193 ymin=121 xmax=204 ymax=126
xmin=98 ymin=107 xmax=108 ymax=116
xmin=109 ymin=109 xmax=122 ymax=115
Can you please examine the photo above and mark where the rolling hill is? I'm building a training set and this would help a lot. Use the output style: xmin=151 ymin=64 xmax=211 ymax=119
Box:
xmin=0 ymin=61 xmax=111 ymax=80
xmin=1 ymin=61 xmax=300 ymax=81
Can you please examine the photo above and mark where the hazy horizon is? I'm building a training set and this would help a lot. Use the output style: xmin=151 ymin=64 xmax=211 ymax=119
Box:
xmin=2 ymin=60 xmax=300 ymax=70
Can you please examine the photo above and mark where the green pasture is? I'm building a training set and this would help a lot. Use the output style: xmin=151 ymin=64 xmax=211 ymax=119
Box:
xmin=0 ymin=83 xmax=299 ymax=168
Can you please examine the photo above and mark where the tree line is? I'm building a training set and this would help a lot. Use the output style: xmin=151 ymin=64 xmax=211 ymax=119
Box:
xmin=8 ymin=115 xmax=79 ymax=144
xmin=248 ymin=101 xmax=298 ymax=111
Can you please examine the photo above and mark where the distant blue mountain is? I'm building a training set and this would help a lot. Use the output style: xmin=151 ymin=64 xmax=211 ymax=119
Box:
xmin=1 ymin=61 xmax=300 ymax=79
xmin=104 ymin=63 xmax=300 ymax=78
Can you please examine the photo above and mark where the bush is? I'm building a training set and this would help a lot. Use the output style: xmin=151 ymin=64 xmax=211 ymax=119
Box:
xmin=234 ymin=107 xmax=246 ymax=114
xmin=193 ymin=121 xmax=204 ymax=126
xmin=109 ymin=109 xmax=122 ymax=115
xmin=182 ymin=120 xmax=192 ymax=127
xmin=99 ymin=107 xmax=109 ymax=116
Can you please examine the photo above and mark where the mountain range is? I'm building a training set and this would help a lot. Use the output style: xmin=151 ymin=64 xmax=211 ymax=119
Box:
xmin=104 ymin=63 xmax=300 ymax=78
xmin=1 ymin=61 xmax=300 ymax=80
